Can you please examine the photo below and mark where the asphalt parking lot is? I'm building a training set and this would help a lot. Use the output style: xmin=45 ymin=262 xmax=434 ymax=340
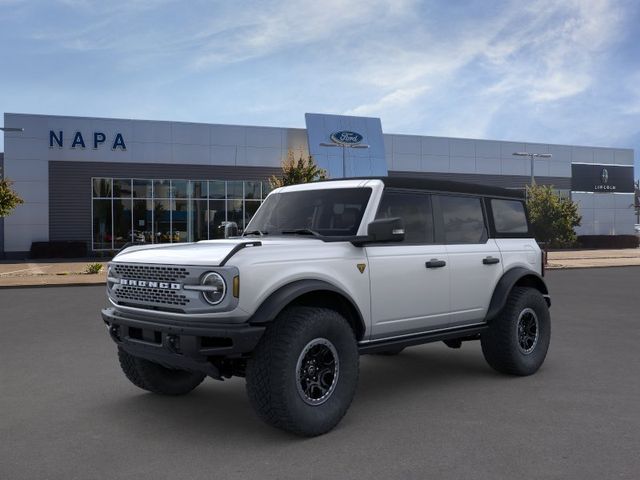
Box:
xmin=2 ymin=267 xmax=639 ymax=480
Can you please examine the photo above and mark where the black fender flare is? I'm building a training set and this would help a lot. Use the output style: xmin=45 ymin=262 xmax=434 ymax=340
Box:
xmin=248 ymin=279 xmax=366 ymax=338
xmin=485 ymin=268 xmax=550 ymax=322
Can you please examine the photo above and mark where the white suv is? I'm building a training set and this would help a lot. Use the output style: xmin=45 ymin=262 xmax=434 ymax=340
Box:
xmin=102 ymin=177 xmax=551 ymax=436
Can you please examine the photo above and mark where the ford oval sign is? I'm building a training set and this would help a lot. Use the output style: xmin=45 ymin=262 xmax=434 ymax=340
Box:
xmin=330 ymin=131 xmax=363 ymax=145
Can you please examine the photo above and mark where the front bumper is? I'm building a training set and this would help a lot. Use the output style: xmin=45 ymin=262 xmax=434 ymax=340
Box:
xmin=102 ymin=307 xmax=265 ymax=377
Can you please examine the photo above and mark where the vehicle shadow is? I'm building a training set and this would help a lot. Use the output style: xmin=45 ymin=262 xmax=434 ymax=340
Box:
xmin=99 ymin=343 xmax=499 ymax=442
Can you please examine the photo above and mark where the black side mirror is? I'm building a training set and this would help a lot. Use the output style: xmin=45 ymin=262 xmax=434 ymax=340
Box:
xmin=366 ymin=217 xmax=405 ymax=243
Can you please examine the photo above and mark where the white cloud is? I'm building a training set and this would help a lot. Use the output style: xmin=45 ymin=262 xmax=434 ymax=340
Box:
xmin=345 ymin=0 xmax=627 ymax=137
xmin=482 ymin=0 xmax=624 ymax=102
xmin=344 ymin=85 xmax=429 ymax=116
xmin=190 ymin=0 xmax=418 ymax=68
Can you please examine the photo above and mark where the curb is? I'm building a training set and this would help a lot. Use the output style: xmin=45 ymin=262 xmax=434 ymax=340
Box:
xmin=546 ymin=264 xmax=640 ymax=270
xmin=0 ymin=282 xmax=107 ymax=289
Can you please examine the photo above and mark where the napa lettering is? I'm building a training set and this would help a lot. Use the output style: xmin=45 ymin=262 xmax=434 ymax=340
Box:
xmin=49 ymin=130 xmax=127 ymax=150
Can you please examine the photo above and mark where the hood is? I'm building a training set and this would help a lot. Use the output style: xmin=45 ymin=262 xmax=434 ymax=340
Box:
xmin=112 ymin=237 xmax=322 ymax=266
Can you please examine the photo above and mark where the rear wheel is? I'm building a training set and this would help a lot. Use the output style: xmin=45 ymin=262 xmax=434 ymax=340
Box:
xmin=246 ymin=306 xmax=359 ymax=437
xmin=118 ymin=347 xmax=205 ymax=395
xmin=481 ymin=287 xmax=550 ymax=376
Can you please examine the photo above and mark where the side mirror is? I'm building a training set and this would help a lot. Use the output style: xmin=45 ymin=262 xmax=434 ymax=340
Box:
xmin=223 ymin=221 xmax=239 ymax=238
xmin=366 ymin=217 xmax=405 ymax=243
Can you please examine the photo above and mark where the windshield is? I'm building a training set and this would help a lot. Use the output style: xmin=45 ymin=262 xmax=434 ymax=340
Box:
xmin=245 ymin=187 xmax=372 ymax=237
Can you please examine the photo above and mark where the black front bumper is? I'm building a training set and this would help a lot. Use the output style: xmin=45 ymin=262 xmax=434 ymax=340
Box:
xmin=101 ymin=307 xmax=265 ymax=378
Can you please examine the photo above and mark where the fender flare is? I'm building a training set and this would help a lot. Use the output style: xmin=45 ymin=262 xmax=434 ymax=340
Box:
xmin=485 ymin=267 xmax=550 ymax=322
xmin=248 ymin=279 xmax=366 ymax=338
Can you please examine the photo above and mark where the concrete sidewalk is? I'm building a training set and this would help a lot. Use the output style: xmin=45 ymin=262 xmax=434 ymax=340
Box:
xmin=0 ymin=249 xmax=638 ymax=287
xmin=0 ymin=260 xmax=108 ymax=287
xmin=547 ymin=248 xmax=640 ymax=269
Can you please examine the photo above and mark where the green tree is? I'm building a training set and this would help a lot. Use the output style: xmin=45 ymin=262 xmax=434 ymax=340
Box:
xmin=0 ymin=178 xmax=24 ymax=217
xmin=269 ymin=151 xmax=327 ymax=188
xmin=526 ymin=184 xmax=581 ymax=248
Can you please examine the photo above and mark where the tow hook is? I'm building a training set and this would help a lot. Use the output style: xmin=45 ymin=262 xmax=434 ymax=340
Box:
xmin=108 ymin=324 xmax=121 ymax=343
xmin=166 ymin=334 xmax=180 ymax=353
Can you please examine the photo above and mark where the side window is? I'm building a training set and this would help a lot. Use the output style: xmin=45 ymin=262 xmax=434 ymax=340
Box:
xmin=491 ymin=199 xmax=529 ymax=234
xmin=375 ymin=191 xmax=434 ymax=243
xmin=439 ymin=195 xmax=486 ymax=244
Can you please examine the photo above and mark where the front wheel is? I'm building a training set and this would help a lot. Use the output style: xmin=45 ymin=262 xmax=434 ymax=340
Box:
xmin=481 ymin=287 xmax=551 ymax=376
xmin=245 ymin=306 xmax=359 ymax=437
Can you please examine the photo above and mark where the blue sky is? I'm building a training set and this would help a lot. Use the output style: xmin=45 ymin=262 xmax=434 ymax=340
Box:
xmin=1 ymin=0 xmax=639 ymax=176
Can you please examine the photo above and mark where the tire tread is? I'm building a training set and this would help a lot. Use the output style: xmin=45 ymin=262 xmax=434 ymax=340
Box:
xmin=246 ymin=306 xmax=358 ymax=436
xmin=481 ymin=287 xmax=550 ymax=376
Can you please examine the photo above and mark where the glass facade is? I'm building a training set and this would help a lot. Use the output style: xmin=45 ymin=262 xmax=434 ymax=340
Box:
xmin=91 ymin=178 xmax=272 ymax=250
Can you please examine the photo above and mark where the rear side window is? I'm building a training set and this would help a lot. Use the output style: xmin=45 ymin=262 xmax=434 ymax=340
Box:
xmin=375 ymin=191 xmax=434 ymax=243
xmin=439 ymin=195 xmax=486 ymax=244
xmin=491 ymin=199 xmax=528 ymax=234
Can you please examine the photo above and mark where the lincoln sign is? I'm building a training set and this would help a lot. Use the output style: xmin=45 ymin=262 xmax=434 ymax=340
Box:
xmin=571 ymin=163 xmax=634 ymax=193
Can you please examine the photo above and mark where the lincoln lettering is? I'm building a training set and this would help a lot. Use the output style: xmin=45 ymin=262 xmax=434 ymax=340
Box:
xmin=49 ymin=130 xmax=127 ymax=150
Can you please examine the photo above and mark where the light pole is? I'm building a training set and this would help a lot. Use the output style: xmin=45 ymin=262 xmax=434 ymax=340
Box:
xmin=513 ymin=151 xmax=552 ymax=186
xmin=320 ymin=142 xmax=370 ymax=178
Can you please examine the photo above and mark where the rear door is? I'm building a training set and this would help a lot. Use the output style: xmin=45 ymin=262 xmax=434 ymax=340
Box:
xmin=366 ymin=189 xmax=451 ymax=339
xmin=434 ymin=194 xmax=503 ymax=325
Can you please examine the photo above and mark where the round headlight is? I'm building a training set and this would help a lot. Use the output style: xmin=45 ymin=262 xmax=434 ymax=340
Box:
xmin=201 ymin=272 xmax=226 ymax=305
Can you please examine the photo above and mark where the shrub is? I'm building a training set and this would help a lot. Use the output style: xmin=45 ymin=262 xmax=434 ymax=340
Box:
xmin=526 ymin=184 xmax=581 ymax=248
xmin=86 ymin=263 xmax=104 ymax=274
xmin=0 ymin=178 xmax=24 ymax=217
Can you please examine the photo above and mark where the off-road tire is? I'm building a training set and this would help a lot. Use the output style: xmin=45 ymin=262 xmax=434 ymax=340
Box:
xmin=245 ymin=306 xmax=359 ymax=437
xmin=481 ymin=287 xmax=550 ymax=376
xmin=117 ymin=347 xmax=206 ymax=395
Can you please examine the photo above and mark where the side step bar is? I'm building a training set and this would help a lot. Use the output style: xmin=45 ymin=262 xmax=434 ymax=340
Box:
xmin=359 ymin=323 xmax=488 ymax=354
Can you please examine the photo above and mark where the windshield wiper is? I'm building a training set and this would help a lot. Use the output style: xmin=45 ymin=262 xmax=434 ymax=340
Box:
xmin=280 ymin=228 xmax=323 ymax=238
xmin=243 ymin=230 xmax=268 ymax=236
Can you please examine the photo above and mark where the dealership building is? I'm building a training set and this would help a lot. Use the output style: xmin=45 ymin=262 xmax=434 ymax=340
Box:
xmin=0 ymin=112 xmax=635 ymax=258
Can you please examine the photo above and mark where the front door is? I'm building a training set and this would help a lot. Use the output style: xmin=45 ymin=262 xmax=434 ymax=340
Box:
xmin=366 ymin=190 xmax=451 ymax=339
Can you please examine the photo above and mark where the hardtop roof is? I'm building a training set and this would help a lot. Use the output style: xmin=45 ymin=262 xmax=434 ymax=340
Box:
xmin=318 ymin=176 xmax=525 ymax=199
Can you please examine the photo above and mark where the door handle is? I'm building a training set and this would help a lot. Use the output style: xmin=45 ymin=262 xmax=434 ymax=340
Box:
xmin=483 ymin=256 xmax=500 ymax=265
xmin=426 ymin=259 xmax=446 ymax=268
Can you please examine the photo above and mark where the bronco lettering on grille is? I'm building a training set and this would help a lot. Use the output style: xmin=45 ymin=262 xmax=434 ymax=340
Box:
xmin=119 ymin=279 xmax=181 ymax=290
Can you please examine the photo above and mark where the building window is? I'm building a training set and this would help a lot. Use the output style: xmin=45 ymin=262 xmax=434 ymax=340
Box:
xmin=91 ymin=178 xmax=269 ymax=250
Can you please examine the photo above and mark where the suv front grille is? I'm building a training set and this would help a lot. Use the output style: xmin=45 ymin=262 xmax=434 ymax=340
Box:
xmin=113 ymin=264 xmax=189 ymax=283
xmin=114 ymin=285 xmax=190 ymax=307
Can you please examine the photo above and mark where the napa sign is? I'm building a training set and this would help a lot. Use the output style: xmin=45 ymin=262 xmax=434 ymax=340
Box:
xmin=49 ymin=130 xmax=127 ymax=150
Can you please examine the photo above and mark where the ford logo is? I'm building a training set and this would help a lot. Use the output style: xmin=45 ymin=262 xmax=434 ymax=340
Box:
xmin=330 ymin=131 xmax=363 ymax=145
